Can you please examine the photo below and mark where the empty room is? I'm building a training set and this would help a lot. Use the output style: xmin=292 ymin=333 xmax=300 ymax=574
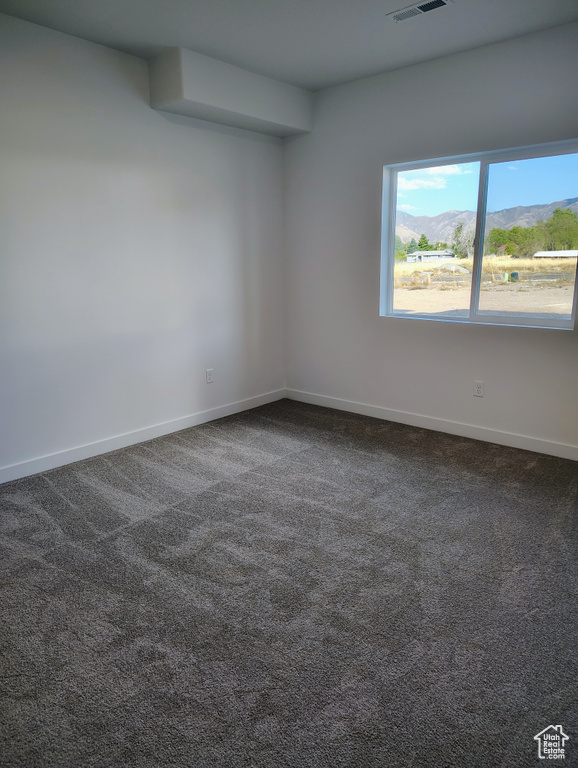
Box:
xmin=1 ymin=1 xmax=577 ymax=765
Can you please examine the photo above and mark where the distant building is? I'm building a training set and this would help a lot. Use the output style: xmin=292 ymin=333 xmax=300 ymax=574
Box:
xmin=407 ymin=250 xmax=456 ymax=263
xmin=533 ymin=250 xmax=578 ymax=258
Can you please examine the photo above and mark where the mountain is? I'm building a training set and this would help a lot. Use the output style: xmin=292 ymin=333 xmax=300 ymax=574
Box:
xmin=486 ymin=196 xmax=578 ymax=230
xmin=396 ymin=210 xmax=475 ymax=245
xmin=396 ymin=197 xmax=578 ymax=244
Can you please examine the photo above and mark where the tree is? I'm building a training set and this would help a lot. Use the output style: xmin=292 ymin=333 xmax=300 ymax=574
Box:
xmin=394 ymin=235 xmax=406 ymax=260
xmin=511 ymin=225 xmax=543 ymax=257
xmin=452 ymin=221 xmax=475 ymax=258
xmin=407 ymin=238 xmax=418 ymax=254
xmin=545 ymin=208 xmax=578 ymax=250
xmin=418 ymin=234 xmax=430 ymax=251
xmin=485 ymin=228 xmax=510 ymax=254
xmin=484 ymin=209 xmax=578 ymax=256
xmin=485 ymin=227 xmax=521 ymax=256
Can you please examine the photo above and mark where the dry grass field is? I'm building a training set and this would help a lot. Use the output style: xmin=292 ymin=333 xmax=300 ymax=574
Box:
xmin=394 ymin=256 xmax=577 ymax=282
xmin=392 ymin=257 xmax=577 ymax=317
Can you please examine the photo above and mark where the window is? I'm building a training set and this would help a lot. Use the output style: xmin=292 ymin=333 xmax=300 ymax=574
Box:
xmin=380 ymin=140 xmax=578 ymax=329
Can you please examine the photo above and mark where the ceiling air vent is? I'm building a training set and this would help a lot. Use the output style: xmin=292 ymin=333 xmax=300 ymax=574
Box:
xmin=388 ymin=0 xmax=453 ymax=23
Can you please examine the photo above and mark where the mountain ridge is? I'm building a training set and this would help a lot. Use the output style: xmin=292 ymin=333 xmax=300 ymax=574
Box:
xmin=396 ymin=197 xmax=578 ymax=245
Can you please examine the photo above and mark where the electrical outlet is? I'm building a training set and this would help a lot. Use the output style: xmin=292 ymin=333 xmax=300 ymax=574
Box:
xmin=206 ymin=368 xmax=214 ymax=384
xmin=474 ymin=380 xmax=484 ymax=398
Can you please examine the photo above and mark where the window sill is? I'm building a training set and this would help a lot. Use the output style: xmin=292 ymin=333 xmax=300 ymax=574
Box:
xmin=382 ymin=311 xmax=575 ymax=331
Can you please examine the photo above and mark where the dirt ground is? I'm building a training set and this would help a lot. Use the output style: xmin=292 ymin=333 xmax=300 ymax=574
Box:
xmin=394 ymin=283 xmax=575 ymax=317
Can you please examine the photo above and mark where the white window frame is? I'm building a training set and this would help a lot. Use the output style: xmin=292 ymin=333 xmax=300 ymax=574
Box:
xmin=380 ymin=139 xmax=578 ymax=330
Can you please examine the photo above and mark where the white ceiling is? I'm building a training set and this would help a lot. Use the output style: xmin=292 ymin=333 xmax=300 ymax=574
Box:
xmin=1 ymin=0 xmax=577 ymax=91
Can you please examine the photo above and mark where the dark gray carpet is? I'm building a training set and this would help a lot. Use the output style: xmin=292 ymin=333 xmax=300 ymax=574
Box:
xmin=1 ymin=399 xmax=576 ymax=767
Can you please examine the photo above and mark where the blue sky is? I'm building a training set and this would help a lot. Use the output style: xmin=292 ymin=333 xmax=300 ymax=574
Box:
xmin=396 ymin=152 xmax=578 ymax=217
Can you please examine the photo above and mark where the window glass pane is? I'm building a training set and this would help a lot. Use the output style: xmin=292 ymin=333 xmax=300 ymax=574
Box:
xmin=479 ymin=153 xmax=578 ymax=321
xmin=392 ymin=162 xmax=480 ymax=318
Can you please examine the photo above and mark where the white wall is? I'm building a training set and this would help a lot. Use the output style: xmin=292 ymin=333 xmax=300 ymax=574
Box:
xmin=2 ymin=16 xmax=577 ymax=481
xmin=284 ymin=23 xmax=578 ymax=459
xmin=0 ymin=15 xmax=286 ymax=481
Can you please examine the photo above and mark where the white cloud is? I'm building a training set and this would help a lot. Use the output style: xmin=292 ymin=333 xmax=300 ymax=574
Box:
xmin=398 ymin=176 xmax=447 ymax=191
xmin=423 ymin=165 xmax=466 ymax=176
xmin=397 ymin=163 xmax=478 ymax=195
xmin=397 ymin=203 xmax=418 ymax=211
xmin=397 ymin=162 xmax=477 ymax=193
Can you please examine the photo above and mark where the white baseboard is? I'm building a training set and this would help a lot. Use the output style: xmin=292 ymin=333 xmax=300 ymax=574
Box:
xmin=286 ymin=388 xmax=578 ymax=462
xmin=3 ymin=386 xmax=575 ymax=484
xmin=0 ymin=389 xmax=286 ymax=484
